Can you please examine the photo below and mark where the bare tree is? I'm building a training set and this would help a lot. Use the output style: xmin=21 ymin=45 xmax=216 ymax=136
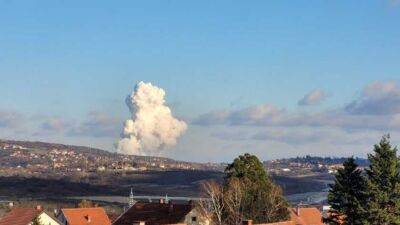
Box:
xmin=77 ymin=199 xmax=98 ymax=208
xmin=262 ymin=184 xmax=289 ymax=222
xmin=224 ymin=178 xmax=244 ymax=225
xmin=199 ymin=180 xmax=225 ymax=225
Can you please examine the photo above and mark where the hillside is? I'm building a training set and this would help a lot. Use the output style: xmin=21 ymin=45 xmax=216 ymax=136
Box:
xmin=0 ymin=139 xmax=338 ymax=203
xmin=0 ymin=139 xmax=225 ymax=173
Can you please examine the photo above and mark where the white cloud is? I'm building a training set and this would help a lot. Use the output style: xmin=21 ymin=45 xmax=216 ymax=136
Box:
xmin=41 ymin=118 xmax=71 ymax=132
xmin=192 ymin=110 xmax=231 ymax=126
xmin=191 ymin=81 xmax=400 ymax=157
xmin=345 ymin=81 xmax=400 ymax=115
xmin=174 ymin=125 xmax=392 ymax=162
xmin=230 ymin=104 xmax=284 ymax=124
xmin=298 ymin=89 xmax=327 ymax=106
xmin=193 ymin=104 xmax=285 ymax=126
xmin=0 ymin=110 xmax=22 ymax=128
xmin=389 ymin=0 xmax=400 ymax=7
xmin=67 ymin=112 xmax=120 ymax=137
xmin=252 ymin=128 xmax=324 ymax=144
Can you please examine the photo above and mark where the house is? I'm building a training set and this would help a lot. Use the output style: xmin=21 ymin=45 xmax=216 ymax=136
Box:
xmin=112 ymin=201 xmax=205 ymax=225
xmin=57 ymin=207 xmax=111 ymax=225
xmin=0 ymin=206 xmax=61 ymax=225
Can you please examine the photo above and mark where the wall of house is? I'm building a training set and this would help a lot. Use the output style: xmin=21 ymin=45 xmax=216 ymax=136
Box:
xmin=184 ymin=209 xmax=209 ymax=225
xmin=38 ymin=212 xmax=61 ymax=225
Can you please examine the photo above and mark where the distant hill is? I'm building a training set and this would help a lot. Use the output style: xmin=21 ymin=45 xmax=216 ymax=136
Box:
xmin=267 ymin=155 xmax=369 ymax=167
xmin=0 ymin=139 xmax=163 ymax=160
xmin=0 ymin=139 xmax=226 ymax=171
xmin=0 ymin=139 xmax=342 ymax=202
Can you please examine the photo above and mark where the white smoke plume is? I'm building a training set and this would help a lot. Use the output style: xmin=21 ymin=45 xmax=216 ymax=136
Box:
xmin=117 ymin=81 xmax=187 ymax=156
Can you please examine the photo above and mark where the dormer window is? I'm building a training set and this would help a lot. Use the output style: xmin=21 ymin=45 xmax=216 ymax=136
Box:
xmin=84 ymin=215 xmax=91 ymax=222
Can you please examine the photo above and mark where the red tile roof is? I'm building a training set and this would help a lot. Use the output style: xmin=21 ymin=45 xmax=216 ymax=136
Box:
xmin=289 ymin=207 xmax=325 ymax=225
xmin=112 ymin=202 xmax=193 ymax=225
xmin=61 ymin=207 xmax=111 ymax=225
xmin=0 ymin=208 xmax=42 ymax=225
xmin=246 ymin=207 xmax=325 ymax=225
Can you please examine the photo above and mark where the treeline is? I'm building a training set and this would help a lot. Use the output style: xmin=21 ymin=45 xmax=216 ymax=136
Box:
xmin=326 ymin=134 xmax=400 ymax=225
xmin=274 ymin=155 xmax=369 ymax=167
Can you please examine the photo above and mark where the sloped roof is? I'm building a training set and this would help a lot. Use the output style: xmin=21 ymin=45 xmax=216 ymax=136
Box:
xmin=289 ymin=207 xmax=324 ymax=225
xmin=107 ymin=212 xmax=120 ymax=223
xmin=112 ymin=202 xmax=193 ymax=225
xmin=0 ymin=208 xmax=42 ymax=225
xmin=61 ymin=207 xmax=111 ymax=225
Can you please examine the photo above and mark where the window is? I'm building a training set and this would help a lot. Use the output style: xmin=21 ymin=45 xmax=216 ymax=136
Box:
xmin=191 ymin=216 xmax=197 ymax=222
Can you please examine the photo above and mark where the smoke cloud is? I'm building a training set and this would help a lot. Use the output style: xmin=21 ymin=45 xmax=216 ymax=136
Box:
xmin=117 ymin=82 xmax=187 ymax=156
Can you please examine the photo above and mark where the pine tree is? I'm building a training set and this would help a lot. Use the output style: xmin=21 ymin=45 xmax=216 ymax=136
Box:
xmin=366 ymin=134 xmax=400 ymax=225
xmin=324 ymin=157 xmax=368 ymax=225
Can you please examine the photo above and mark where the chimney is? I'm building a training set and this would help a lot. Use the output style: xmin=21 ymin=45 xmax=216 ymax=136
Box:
xmin=242 ymin=220 xmax=253 ymax=225
xmin=159 ymin=198 xmax=165 ymax=204
xmin=36 ymin=205 xmax=43 ymax=211
xmin=296 ymin=205 xmax=301 ymax=216
xmin=53 ymin=209 xmax=59 ymax=217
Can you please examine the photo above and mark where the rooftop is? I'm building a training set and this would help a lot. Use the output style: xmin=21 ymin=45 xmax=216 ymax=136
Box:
xmin=61 ymin=207 xmax=111 ymax=225
xmin=113 ymin=202 xmax=194 ymax=225
xmin=0 ymin=207 xmax=42 ymax=225
xmin=289 ymin=207 xmax=324 ymax=225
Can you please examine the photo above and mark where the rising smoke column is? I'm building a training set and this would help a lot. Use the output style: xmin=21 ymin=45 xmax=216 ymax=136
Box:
xmin=117 ymin=82 xmax=187 ymax=156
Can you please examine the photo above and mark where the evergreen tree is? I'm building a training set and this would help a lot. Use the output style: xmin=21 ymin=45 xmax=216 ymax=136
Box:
xmin=225 ymin=153 xmax=269 ymax=185
xmin=225 ymin=153 xmax=289 ymax=223
xmin=366 ymin=134 xmax=400 ymax=225
xmin=324 ymin=157 xmax=368 ymax=225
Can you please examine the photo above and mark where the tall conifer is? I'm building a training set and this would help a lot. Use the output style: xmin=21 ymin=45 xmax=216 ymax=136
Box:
xmin=366 ymin=134 xmax=400 ymax=225
xmin=324 ymin=157 xmax=368 ymax=225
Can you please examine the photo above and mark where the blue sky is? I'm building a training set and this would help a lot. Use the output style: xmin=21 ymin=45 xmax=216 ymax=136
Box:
xmin=1 ymin=1 xmax=400 ymax=162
